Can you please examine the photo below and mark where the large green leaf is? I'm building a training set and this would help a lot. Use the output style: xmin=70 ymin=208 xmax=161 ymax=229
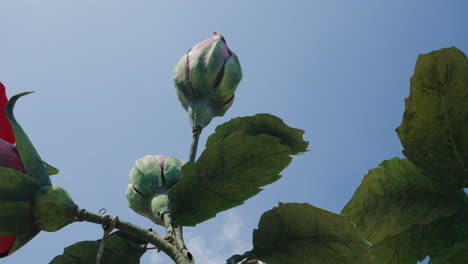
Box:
xmin=0 ymin=167 xmax=40 ymax=201
xmin=396 ymin=47 xmax=468 ymax=189
xmin=206 ymin=114 xmax=309 ymax=154
xmin=367 ymin=223 xmax=433 ymax=264
xmin=49 ymin=231 xmax=147 ymax=264
xmin=367 ymin=208 xmax=468 ymax=264
xmin=5 ymin=92 xmax=50 ymax=185
xmin=342 ymin=158 xmax=466 ymax=245
xmin=169 ymin=132 xmax=292 ymax=226
xmin=427 ymin=208 xmax=468 ymax=264
xmin=246 ymin=203 xmax=370 ymax=264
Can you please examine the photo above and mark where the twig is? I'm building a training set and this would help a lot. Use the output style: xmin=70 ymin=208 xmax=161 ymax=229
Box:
xmin=163 ymin=213 xmax=193 ymax=262
xmin=75 ymin=208 xmax=194 ymax=264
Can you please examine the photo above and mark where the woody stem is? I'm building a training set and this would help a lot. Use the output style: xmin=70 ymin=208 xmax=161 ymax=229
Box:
xmin=163 ymin=213 xmax=192 ymax=261
xmin=74 ymin=208 xmax=194 ymax=264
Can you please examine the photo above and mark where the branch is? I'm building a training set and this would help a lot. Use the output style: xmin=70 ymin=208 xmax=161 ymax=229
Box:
xmin=74 ymin=208 xmax=194 ymax=264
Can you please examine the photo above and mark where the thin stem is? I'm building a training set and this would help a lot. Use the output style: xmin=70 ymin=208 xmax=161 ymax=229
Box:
xmin=163 ymin=213 xmax=174 ymax=236
xmin=188 ymin=126 xmax=202 ymax=162
xmin=75 ymin=209 xmax=194 ymax=264
xmin=175 ymin=225 xmax=192 ymax=261
xmin=163 ymin=213 xmax=193 ymax=262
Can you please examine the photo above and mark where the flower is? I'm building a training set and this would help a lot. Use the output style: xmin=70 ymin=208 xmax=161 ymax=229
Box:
xmin=126 ymin=155 xmax=184 ymax=225
xmin=0 ymin=82 xmax=77 ymax=258
xmin=0 ymin=83 xmax=24 ymax=174
xmin=173 ymin=32 xmax=243 ymax=128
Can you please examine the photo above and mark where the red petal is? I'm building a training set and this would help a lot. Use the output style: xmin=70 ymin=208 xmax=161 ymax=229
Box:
xmin=0 ymin=82 xmax=15 ymax=144
xmin=0 ymin=236 xmax=15 ymax=258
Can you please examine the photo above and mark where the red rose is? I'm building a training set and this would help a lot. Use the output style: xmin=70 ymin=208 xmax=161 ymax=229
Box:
xmin=0 ymin=82 xmax=21 ymax=257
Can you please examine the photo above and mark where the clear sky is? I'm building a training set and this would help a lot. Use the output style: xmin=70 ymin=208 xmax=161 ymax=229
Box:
xmin=1 ymin=1 xmax=467 ymax=263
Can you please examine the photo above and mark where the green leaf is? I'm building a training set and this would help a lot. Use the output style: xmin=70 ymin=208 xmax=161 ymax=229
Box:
xmin=427 ymin=209 xmax=468 ymax=264
xmin=0 ymin=167 xmax=40 ymax=201
xmin=248 ymin=203 xmax=370 ymax=264
xmin=49 ymin=231 xmax=147 ymax=264
xmin=5 ymin=92 xmax=50 ymax=185
xmin=367 ymin=224 xmax=433 ymax=264
xmin=367 ymin=208 xmax=468 ymax=264
xmin=225 ymin=251 xmax=251 ymax=264
xmin=342 ymin=158 xmax=466 ymax=245
xmin=43 ymin=161 xmax=59 ymax=176
xmin=169 ymin=132 xmax=292 ymax=226
xmin=396 ymin=47 xmax=468 ymax=189
xmin=206 ymin=114 xmax=309 ymax=155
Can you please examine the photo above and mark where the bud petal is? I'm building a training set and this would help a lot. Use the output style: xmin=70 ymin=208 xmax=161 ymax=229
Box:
xmin=6 ymin=92 xmax=50 ymax=185
xmin=163 ymin=157 xmax=185 ymax=189
xmin=213 ymin=53 xmax=242 ymax=102
xmin=126 ymin=184 xmax=151 ymax=217
xmin=173 ymin=53 xmax=192 ymax=111
xmin=0 ymin=167 xmax=40 ymax=201
xmin=0 ymin=83 xmax=15 ymax=144
xmin=189 ymin=37 xmax=229 ymax=95
xmin=129 ymin=156 xmax=164 ymax=196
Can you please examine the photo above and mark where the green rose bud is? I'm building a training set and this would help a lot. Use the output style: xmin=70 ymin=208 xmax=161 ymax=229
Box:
xmin=126 ymin=155 xmax=184 ymax=225
xmin=174 ymin=32 xmax=243 ymax=128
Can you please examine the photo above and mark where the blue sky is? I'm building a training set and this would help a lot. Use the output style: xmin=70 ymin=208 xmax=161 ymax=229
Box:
xmin=1 ymin=1 xmax=467 ymax=263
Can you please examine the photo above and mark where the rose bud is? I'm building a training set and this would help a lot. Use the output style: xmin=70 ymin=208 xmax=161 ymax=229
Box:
xmin=126 ymin=155 xmax=184 ymax=225
xmin=173 ymin=32 xmax=243 ymax=129
xmin=0 ymin=83 xmax=77 ymax=258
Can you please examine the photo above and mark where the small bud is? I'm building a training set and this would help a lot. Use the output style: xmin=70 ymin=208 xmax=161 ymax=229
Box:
xmin=174 ymin=32 xmax=243 ymax=128
xmin=126 ymin=155 xmax=185 ymax=226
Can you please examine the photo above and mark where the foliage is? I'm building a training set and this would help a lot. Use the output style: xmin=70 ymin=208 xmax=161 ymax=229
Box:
xmin=342 ymin=158 xmax=466 ymax=244
xmin=396 ymin=47 xmax=468 ymax=190
xmin=169 ymin=114 xmax=308 ymax=226
xmin=50 ymin=231 xmax=147 ymax=264
xmin=245 ymin=203 xmax=370 ymax=264
xmin=342 ymin=158 xmax=468 ymax=263
xmin=206 ymin=113 xmax=309 ymax=154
